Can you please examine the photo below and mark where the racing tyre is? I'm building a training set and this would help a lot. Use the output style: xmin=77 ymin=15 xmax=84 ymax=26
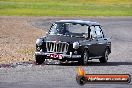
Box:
xmin=99 ymin=49 xmax=109 ymax=63
xmin=35 ymin=55 xmax=45 ymax=65
xmin=79 ymin=50 xmax=89 ymax=65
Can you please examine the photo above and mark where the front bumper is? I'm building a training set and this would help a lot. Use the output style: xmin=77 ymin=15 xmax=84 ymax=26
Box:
xmin=35 ymin=51 xmax=81 ymax=60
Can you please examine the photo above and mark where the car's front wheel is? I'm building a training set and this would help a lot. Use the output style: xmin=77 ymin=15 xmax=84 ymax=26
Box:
xmin=79 ymin=50 xmax=89 ymax=65
xmin=99 ymin=49 xmax=109 ymax=63
xmin=35 ymin=55 xmax=45 ymax=65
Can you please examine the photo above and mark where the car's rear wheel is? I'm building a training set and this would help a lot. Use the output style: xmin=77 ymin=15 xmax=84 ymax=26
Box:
xmin=35 ymin=55 xmax=45 ymax=65
xmin=79 ymin=50 xmax=89 ymax=65
xmin=99 ymin=49 xmax=109 ymax=63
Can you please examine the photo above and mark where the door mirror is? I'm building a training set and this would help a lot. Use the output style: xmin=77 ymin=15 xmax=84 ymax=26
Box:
xmin=91 ymin=35 xmax=98 ymax=39
xmin=91 ymin=35 xmax=101 ymax=41
xmin=83 ymin=34 xmax=88 ymax=39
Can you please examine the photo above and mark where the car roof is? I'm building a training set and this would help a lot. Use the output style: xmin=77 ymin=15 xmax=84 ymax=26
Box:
xmin=55 ymin=20 xmax=100 ymax=26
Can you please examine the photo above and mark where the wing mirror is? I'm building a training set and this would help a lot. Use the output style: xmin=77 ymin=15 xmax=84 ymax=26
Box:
xmin=91 ymin=35 xmax=97 ymax=39
xmin=91 ymin=35 xmax=102 ymax=41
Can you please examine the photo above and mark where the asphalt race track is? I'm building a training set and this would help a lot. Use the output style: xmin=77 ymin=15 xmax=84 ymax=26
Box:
xmin=0 ymin=17 xmax=132 ymax=88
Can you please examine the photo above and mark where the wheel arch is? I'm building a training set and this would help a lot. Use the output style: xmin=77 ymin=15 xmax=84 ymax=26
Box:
xmin=106 ymin=46 xmax=111 ymax=54
xmin=83 ymin=46 xmax=89 ymax=54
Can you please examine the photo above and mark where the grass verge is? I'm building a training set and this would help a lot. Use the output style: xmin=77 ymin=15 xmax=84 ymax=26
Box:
xmin=0 ymin=0 xmax=132 ymax=16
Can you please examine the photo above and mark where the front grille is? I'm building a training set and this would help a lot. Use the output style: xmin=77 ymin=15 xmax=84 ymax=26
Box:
xmin=46 ymin=41 xmax=69 ymax=53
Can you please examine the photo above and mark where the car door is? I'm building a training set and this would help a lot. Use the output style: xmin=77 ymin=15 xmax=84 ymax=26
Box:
xmin=94 ymin=26 xmax=107 ymax=56
xmin=87 ymin=26 xmax=99 ymax=57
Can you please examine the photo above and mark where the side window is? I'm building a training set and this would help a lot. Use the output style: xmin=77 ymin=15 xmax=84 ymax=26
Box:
xmin=90 ymin=26 xmax=96 ymax=38
xmin=95 ymin=26 xmax=103 ymax=38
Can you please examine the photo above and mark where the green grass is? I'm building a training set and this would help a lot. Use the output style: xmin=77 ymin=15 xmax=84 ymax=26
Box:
xmin=0 ymin=0 xmax=132 ymax=16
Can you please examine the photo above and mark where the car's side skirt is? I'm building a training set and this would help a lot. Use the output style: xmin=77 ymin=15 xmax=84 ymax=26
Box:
xmin=89 ymin=56 xmax=102 ymax=60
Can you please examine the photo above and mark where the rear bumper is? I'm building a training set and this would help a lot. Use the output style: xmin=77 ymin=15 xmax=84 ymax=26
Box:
xmin=35 ymin=51 xmax=81 ymax=60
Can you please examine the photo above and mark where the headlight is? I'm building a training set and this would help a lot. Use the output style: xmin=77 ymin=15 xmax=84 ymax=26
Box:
xmin=36 ymin=39 xmax=43 ymax=46
xmin=73 ymin=42 xmax=79 ymax=49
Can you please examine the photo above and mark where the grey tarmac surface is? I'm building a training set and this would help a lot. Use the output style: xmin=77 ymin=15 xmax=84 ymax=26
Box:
xmin=0 ymin=17 xmax=132 ymax=88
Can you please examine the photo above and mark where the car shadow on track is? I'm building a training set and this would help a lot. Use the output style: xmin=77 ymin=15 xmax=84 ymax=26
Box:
xmin=59 ymin=61 xmax=132 ymax=66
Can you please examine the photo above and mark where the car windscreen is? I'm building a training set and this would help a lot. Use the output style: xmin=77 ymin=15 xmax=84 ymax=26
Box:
xmin=49 ymin=23 xmax=88 ymax=37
